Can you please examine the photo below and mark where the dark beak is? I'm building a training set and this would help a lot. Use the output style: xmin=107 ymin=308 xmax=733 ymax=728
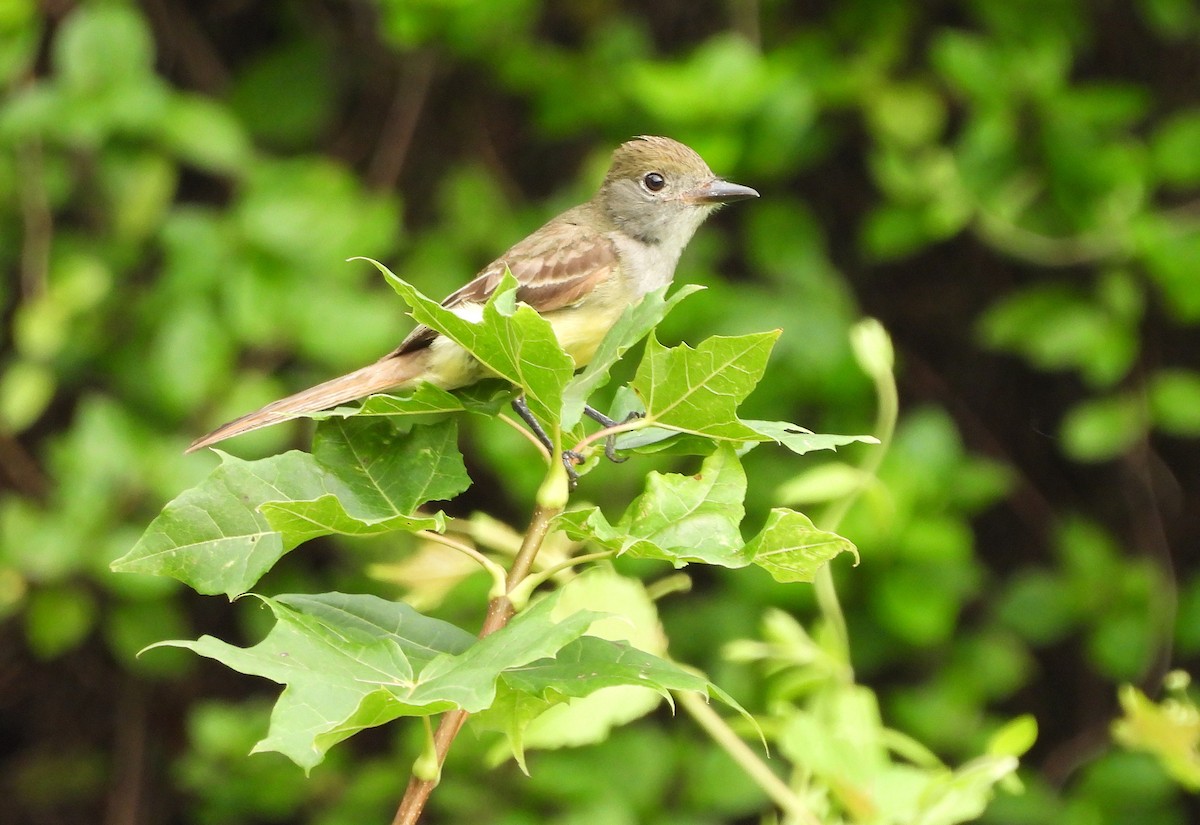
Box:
xmin=686 ymin=178 xmax=760 ymax=205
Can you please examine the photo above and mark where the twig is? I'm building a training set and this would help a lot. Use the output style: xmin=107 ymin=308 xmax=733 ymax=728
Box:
xmin=498 ymin=412 xmax=552 ymax=460
xmin=972 ymin=210 xmax=1126 ymax=267
xmin=391 ymin=500 xmax=564 ymax=825
xmin=569 ymin=417 xmax=649 ymax=455
xmin=414 ymin=529 xmax=508 ymax=590
xmin=729 ymin=0 xmax=762 ymax=48
xmin=143 ymin=0 xmax=231 ymax=91
xmin=104 ymin=679 xmax=148 ymax=825
xmin=17 ymin=140 xmax=51 ymax=299
xmin=1122 ymin=439 xmax=1180 ymax=692
xmin=0 ymin=432 xmax=49 ymax=500
xmin=678 ymin=691 xmax=821 ymax=825
xmin=507 ymin=550 xmax=614 ymax=605
xmin=813 ymin=321 xmax=899 ymax=667
xmin=367 ymin=50 xmax=436 ymax=191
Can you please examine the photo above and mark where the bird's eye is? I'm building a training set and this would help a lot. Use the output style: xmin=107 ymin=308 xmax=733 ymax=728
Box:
xmin=642 ymin=172 xmax=666 ymax=192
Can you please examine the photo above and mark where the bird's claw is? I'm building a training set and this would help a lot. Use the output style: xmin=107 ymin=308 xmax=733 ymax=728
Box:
xmin=603 ymin=435 xmax=627 ymax=463
xmin=583 ymin=407 xmax=645 ymax=465
xmin=561 ymin=449 xmax=585 ymax=490
xmin=519 ymin=399 xmax=648 ymax=490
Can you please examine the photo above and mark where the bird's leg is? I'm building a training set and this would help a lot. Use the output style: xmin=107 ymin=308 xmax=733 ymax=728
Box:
xmin=512 ymin=396 xmax=583 ymax=488
xmin=582 ymin=406 xmax=645 ymax=463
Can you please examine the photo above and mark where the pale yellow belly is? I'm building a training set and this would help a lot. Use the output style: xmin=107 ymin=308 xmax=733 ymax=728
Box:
xmin=545 ymin=299 xmax=627 ymax=367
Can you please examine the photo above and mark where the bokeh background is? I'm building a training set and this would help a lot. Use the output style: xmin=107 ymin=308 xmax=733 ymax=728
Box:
xmin=2 ymin=1 xmax=1198 ymax=823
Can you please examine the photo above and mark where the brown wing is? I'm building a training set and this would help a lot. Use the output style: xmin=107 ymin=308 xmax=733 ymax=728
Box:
xmin=390 ymin=216 xmax=618 ymax=357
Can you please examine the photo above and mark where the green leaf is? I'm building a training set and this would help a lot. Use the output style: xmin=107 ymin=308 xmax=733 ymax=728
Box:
xmin=744 ymin=508 xmax=858 ymax=583
xmin=493 ymin=649 xmax=753 ymax=779
xmin=1138 ymin=0 xmax=1200 ymax=40
xmin=609 ymin=393 xmax=875 ymax=458
xmin=151 ymin=593 xmax=475 ymax=770
xmin=54 ymin=4 xmax=154 ymax=91
xmin=237 ymin=159 xmax=399 ymax=266
xmin=978 ymin=282 xmax=1139 ymax=388
xmin=259 ymin=496 xmax=443 ymax=545
xmin=558 ymin=445 xmax=747 ymax=567
xmin=113 ymin=419 xmax=467 ymax=596
xmin=1148 ymin=369 xmax=1200 ymax=436
xmin=0 ymin=360 xmax=55 ymax=433
xmin=866 ymin=82 xmax=947 ymax=146
xmin=777 ymin=686 xmax=889 ymax=785
xmin=403 ymin=593 xmax=602 ymax=710
xmin=162 ymin=94 xmax=252 ymax=173
xmin=112 ymin=451 xmax=359 ymax=597
xmin=987 ymin=714 xmax=1039 ymax=758
xmin=633 ymin=331 xmax=778 ymax=441
xmin=912 ymin=754 xmax=1021 ymax=825
xmin=310 ymin=418 xmax=468 ymax=516
xmin=1138 ymin=216 xmax=1200 ymax=321
xmin=504 ymin=635 xmax=729 ymax=702
xmin=229 ymin=38 xmax=335 ymax=148
xmin=744 ymin=420 xmax=879 ymax=455
xmin=861 ymin=202 xmax=930 ymax=261
xmin=776 ymin=462 xmax=874 ymax=505
xmin=25 ymin=585 xmax=96 ymax=659
xmin=558 ymin=446 xmax=855 ymax=579
xmin=560 ymin=284 xmax=703 ymax=428
xmin=1113 ymin=682 xmax=1200 ymax=791
xmin=484 ymin=575 xmax=753 ymax=765
xmin=151 ymin=590 xmax=600 ymax=771
xmin=480 ymin=567 xmax=667 ymax=756
xmin=148 ymin=302 xmax=233 ymax=416
xmin=1060 ymin=394 xmax=1145 ymax=462
xmin=626 ymin=35 xmax=771 ymax=122
xmin=1151 ymin=108 xmax=1200 ymax=187
xmin=370 ymin=261 xmax=575 ymax=429
xmin=319 ymin=381 xmax=513 ymax=422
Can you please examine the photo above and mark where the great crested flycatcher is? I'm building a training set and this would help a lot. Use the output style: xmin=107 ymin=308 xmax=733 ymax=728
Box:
xmin=188 ymin=136 xmax=758 ymax=453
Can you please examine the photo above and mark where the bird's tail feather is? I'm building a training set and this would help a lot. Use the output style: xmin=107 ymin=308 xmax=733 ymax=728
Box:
xmin=186 ymin=354 xmax=423 ymax=453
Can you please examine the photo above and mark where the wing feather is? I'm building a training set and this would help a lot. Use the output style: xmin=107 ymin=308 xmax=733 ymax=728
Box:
xmin=390 ymin=217 xmax=617 ymax=357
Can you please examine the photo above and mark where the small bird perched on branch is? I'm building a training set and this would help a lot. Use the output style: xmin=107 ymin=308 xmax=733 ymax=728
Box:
xmin=188 ymin=135 xmax=758 ymax=454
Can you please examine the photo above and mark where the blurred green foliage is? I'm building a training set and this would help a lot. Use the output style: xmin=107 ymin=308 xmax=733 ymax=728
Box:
xmin=1 ymin=1 xmax=1198 ymax=823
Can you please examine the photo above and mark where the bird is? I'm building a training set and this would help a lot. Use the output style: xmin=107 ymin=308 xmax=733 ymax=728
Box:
xmin=187 ymin=136 xmax=758 ymax=455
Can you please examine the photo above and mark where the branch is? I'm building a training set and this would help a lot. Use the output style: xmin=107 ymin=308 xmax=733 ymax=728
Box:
xmin=17 ymin=140 xmax=52 ymax=299
xmin=367 ymin=50 xmax=436 ymax=191
xmin=813 ymin=319 xmax=899 ymax=669
xmin=678 ymin=691 xmax=821 ymax=825
xmin=391 ymin=499 xmax=564 ymax=825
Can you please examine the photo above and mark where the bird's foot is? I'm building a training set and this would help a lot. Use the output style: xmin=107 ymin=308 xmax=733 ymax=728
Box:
xmin=583 ymin=406 xmax=644 ymax=464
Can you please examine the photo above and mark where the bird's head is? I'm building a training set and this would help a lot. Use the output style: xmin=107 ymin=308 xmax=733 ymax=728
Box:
xmin=599 ymin=135 xmax=759 ymax=249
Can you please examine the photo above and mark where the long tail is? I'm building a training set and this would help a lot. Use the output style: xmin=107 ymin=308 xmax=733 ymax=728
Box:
xmin=186 ymin=353 xmax=425 ymax=453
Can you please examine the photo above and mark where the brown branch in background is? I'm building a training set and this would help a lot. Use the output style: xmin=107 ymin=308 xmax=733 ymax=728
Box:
xmin=1038 ymin=436 xmax=1182 ymax=788
xmin=0 ymin=433 xmax=49 ymax=500
xmin=1041 ymin=723 xmax=1113 ymax=788
xmin=903 ymin=353 xmax=1058 ymax=537
xmin=1161 ymin=197 xmax=1200 ymax=223
xmin=971 ymin=211 xmax=1126 ymax=267
xmin=17 ymin=140 xmax=51 ymax=300
xmin=142 ymin=0 xmax=231 ymax=92
xmin=104 ymin=679 xmax=149 ymax=825
xmin=729 ymin=0 xmax=762 ymax=48
xmin=391 ymin=501 xmax=561 ymax=825
xmin=1123 ymin=440 xmax=1181 ymax=692
xmin=367 ymin=50 xmax=436 ymax=192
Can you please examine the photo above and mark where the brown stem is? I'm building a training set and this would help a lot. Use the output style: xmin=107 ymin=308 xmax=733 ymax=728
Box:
xmin=17 ymin=139 xmax=52 ymax=300
xmin=391 ymin=502 xmax=562 ymax=825
xmin=367 ymin=50 xmax=435 ymax=192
